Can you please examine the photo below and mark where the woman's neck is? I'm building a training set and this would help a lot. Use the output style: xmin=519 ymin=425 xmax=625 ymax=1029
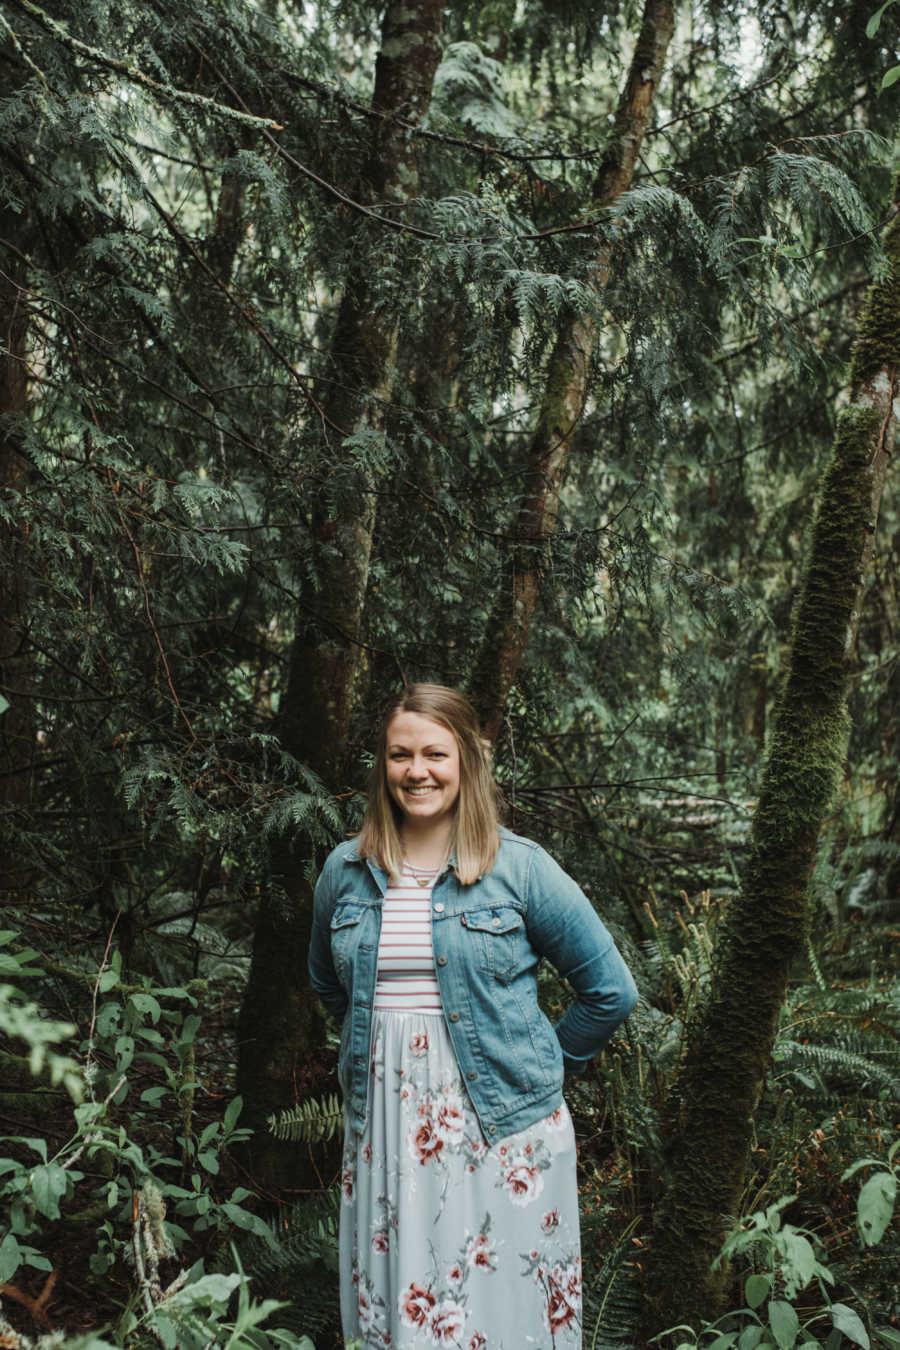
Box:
xmin=399 ymin=821 xmax=453 ymax=871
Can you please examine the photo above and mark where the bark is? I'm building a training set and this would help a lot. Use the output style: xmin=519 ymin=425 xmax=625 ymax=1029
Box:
xmin=236 ymin=0 xmax=443 ymax=1184
xmin=471 ymin=0 xmax=675 ymax=741
xmin=645 ymin=184 xmax=900 ymax=1327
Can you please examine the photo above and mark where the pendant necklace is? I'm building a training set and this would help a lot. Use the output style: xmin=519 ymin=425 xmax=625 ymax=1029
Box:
xmin=405 ymin=861 xmax=440 ymax=888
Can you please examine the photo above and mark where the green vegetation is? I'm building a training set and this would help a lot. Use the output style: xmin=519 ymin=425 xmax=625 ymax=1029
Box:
xmin=0 ymin=0 xmax=897 ymax=1345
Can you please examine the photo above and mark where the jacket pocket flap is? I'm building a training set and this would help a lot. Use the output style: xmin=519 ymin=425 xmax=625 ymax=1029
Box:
xmin=331 ymin=904 xmax=363 ymax=930
xmin=464 ymin=908 xmax=523 ymax=934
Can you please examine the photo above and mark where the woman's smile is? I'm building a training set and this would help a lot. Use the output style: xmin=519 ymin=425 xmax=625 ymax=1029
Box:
xmin=385 ymin=710 xmax=461 ymax=829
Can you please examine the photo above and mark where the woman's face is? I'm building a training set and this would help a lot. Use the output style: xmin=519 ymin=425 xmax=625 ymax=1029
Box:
xmin=384 ymin=711 xmax=461 ymax=830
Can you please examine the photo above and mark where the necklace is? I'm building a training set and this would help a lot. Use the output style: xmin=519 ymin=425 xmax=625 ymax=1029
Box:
xmin=404 ymin=860 xmax=440 ymax=888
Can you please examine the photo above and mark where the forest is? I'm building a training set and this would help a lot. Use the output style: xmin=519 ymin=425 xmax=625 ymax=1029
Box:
xmin=0 ymin=0 xmax=898 ymax=1346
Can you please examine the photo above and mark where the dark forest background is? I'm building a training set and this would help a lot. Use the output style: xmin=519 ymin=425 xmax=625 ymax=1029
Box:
xmin=0 ymin=0 xmax=898 ymax=1346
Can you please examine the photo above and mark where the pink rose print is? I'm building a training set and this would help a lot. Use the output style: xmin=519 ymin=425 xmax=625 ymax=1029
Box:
xmin=468 ymin=1335 xmax=487 ymax=1350
xmin=341 ymin=1164 xmax=355 ymax=1202
xmin=399 ymin=1282 xmax=435 ymax=1329
xmin=372 ymin=1229 xmax=389 ymax=1253
xmin=362 ymin=1142 xmax=372 ymax=1165
xmin=410 ymin=1115 xmax=445 ymax=1165
xmin=409 ymin=1031 xmax=429 ymax=1057
xmin=358 ymin=1288 xmax=375 ymax=1332
xmin=546 ymin=1106 xmax=566 ymax=1129
xmin=465 ymin=1233 xmax=497 ymax=1272
xmin=544 ymin=1261 xmax=582 ymax=1336
xmin=428 ymin=1299 xmax=465 ymax=1344
xmin=503 ymin=1159 xmax=544 ymax=1206
xmin=448 ymin=1263 xmax=463 ymax=1284
xmin=435 ymin=1094 xmax=465 ymax=1145
xmin=541 ymin=1209 xmax=560 ymax=1233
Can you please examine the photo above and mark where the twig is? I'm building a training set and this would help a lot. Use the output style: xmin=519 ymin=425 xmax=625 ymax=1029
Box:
xmin=85 ymin=914 xmax=120 ymax=1102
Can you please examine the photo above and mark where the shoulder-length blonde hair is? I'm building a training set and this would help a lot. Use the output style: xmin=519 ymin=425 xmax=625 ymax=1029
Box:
xmin=357 ymin=684 xmax=500 ymax=885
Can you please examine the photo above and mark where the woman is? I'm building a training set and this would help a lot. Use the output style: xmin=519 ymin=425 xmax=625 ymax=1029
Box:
xmin=308 ymin=684 xmax=637 ymax=1350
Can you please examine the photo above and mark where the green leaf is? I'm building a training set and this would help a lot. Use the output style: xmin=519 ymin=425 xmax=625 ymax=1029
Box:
xmin=874 ymin=1328 xmax=900 ymax=1349
xmin=777 ymin=1231 xmax=816 ymax=1292
xmin=166 ymin=1272 xmax=242 ymax=1307
xmin=769 ymin=1301 xmax=800 ymax=1350
xmin=152 ymin=1313 xmax=178 ymax=1349
xmin=223 ymin=1095 xmax=243 ymax=1133
xmin=747 ymin=1274 xmax=772 ymax=1310
xmin=0 ymin=692 xmax=8 ymax=715
xmin=867 ymin=0 xmax=894 ymax=37
xmin=858 ymin=1172 xmax=896 ymax=1246
xmin=129 ymin=992 xmax=161 ymax=1023
xmin=739 ymin=1329 xmax=766 ymax=1350
xmin=830 ymin=1305 xmax=870 ymax=1350
xmin=98 ymin=968 xmax=119 ymax=992
xmin=220 ymin=1202 xmax=276 ymax=1245
xmin=140 ymin=1086 xmax=170 ymax=1106
xmin=197 ymin=1150 xmax=219 ymax=1174
xmin=30 ymin=1163 xmax=68 ymax=1219
xmin=708 ymin=1335 xmax=738 ymax=1350
xmin=0 ymin=1233 xmax=21 ymax=1282
xmin=881 ymin=64 xmax=900 ymax=88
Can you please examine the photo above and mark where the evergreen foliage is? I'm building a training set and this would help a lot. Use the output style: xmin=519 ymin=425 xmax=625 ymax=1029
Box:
xmin=0 ymin=0 xmax=898 ymax=1341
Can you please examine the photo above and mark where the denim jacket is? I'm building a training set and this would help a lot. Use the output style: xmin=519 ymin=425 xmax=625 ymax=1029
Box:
xmin=308 ymin=826 xmax=638 ymax=1142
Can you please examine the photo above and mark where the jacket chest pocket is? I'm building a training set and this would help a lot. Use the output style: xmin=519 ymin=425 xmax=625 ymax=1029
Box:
xmin=330 ymin=903 xmax=367 ymax=986
xmin=462 ymin=907 xmax=525 ymax=981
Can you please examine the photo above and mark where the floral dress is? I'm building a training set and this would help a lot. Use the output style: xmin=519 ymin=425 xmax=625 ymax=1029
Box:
xmin=339 ymin=867 xmax=582 ymax=1349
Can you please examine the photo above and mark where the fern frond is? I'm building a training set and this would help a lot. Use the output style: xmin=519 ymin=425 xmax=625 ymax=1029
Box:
xmin=268 ymin=1093 xmax=344 ymax=1143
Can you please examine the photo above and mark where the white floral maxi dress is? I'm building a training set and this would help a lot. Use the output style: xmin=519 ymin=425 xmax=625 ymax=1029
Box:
xmin=338 ymin=869 xmax=583 ymax=1350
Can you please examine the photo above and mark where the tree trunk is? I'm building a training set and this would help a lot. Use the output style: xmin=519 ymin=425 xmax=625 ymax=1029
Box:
xmin=645 ymin=180 xmax=899 ymax=1327
xmin=471 ymin=0 xmax=675 ymax=741
xmin=0 ymin=44 xmax=35 ymax=898
xmin=235 ymin=0 xmax=443 ymax=1185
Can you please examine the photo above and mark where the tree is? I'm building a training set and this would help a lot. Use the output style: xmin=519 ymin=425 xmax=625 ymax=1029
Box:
xmin=647 ymin=168 xmax=899 ymax=1325
xmin=235 ymin=0 xmax=445 ymax=1177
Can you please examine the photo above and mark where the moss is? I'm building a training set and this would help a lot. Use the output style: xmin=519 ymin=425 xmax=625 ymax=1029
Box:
xmin=646 ymin=332 xmax=890 ymax=1329
xmin=849 ymin=178 xmax=900 ymax=389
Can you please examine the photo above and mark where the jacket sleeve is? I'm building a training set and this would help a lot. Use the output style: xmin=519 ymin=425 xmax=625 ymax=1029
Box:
xmin=307 ymin=853 xmax=349 ymax=1023
xmin=524 ymin=845 xmax=638 ymax=1074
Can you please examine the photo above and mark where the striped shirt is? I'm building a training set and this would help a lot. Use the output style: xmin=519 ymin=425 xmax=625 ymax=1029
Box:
xmin=374 ymin=863 xmax=444 ymax=1013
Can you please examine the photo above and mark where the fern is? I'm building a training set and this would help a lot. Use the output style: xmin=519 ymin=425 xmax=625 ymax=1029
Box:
xmin=268 ymin=1092 xmax=344 ymax=1144
xmin=237 ymin=1189 xmax=341 ymax=1342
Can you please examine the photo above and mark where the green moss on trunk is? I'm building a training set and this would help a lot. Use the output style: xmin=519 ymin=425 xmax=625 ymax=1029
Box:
xmin=645 ymin=184 xmax=899 ymax=1327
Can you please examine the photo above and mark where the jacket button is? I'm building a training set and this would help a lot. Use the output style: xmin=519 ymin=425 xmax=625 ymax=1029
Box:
xmin=488 ymin=1125 xmax=496 ymax=1134
xmin=448 ymin=1011 xmax=460 ymax=1022
xmin=492 ymin=917 xmax=501 ymax=926
xmin=434 ymin=902 xmax=444 ymax=913
xmin=437 ymin=955 xmax=447 ymax=967
xmin=467 ymin=1071 xmax=477 ymax=1081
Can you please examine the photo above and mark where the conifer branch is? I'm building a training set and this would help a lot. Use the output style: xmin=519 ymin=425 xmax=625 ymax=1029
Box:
xmin=8 ymin=0 xmax=284 ymax=132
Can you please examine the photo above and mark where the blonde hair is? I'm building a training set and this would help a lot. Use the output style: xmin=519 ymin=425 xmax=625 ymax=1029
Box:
xmin=357 ymin=684 xmax=500 ymax=885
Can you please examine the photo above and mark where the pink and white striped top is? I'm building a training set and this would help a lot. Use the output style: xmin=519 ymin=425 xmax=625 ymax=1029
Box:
xmin=373 ymin=863 xmax=444 ymax=1013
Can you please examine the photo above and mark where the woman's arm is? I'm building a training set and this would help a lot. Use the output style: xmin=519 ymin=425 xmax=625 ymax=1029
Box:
xmin=307 ymin=856 xmax=349 ymax=1023
xmin=524 ymin=845 xmax=638 ymax=1073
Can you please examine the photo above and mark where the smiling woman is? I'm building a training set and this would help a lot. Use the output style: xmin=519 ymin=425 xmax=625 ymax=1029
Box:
xmin=308 ymin=684 xmax=638 ymax=1349
xmin=384 ymin=711 xmax=461 ymax=845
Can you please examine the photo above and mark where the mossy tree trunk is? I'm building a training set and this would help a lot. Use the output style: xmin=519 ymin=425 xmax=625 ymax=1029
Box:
xmin=646 ymin=183 xmax=900 ymax=1327
xmin=236 ymin=0 xmax=443 ymax=1185
xmin=471 ymin=0 xmax=675 ymax=741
